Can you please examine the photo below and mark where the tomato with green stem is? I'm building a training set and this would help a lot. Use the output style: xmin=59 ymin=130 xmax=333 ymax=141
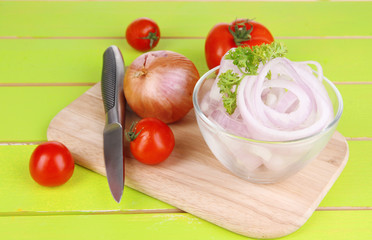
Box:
xmin=126 ymin=118 xmax=175 ymax=165
xmin=126 ymin=17 xmax=160 ymax=51
xmin=205 ymin=19 xmax=274 ymax=69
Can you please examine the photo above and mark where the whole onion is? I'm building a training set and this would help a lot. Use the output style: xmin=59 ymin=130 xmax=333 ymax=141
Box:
xmin=124 ymin=50 xmax=200 ymax=123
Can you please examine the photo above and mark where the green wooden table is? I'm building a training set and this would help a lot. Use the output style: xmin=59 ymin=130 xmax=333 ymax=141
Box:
xmin=1 ymin=1 xmax=371 ymax=239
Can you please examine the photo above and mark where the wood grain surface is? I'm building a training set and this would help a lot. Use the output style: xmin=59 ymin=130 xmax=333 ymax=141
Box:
xmin=47 ymin=83 xmax=349 ymax=238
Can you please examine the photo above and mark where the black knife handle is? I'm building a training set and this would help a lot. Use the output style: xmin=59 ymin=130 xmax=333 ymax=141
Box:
xmin=101 ymin=46 xmax=124 ymax=113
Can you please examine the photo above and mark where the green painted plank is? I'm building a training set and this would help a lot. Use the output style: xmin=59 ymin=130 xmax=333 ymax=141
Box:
xmin=321 ymin=141 xmax=372 ymax=207
xmin=1 ymin=211 xmax=371 ymax=240
xmin=0 ymin=145 xmax=173 ymax=213
xmin=285 ymin=39 xmax=372 ymax=83
xmin=335 ymin=85 xmax=372 ymax=138
xmin=0 ymin=39 xmax=207 ymax=84
xmin=0 ymin=86 xmax=90 ymax=142
xmin=0 ymin=2 xmax=371 ymax=37
xmin=0 ymin=38 xmax=371 ymax=84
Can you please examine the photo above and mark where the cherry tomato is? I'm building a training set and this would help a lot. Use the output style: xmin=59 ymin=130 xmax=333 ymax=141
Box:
xmin=126 ymin=17 xmax=160 ymax=51
xmin=205 ymin=19 xmax=274 ymax=69
xmin=127 ymin=118 xmax=175 ymax=165
xmin=29 ymin=141 xmax=74 ymax=187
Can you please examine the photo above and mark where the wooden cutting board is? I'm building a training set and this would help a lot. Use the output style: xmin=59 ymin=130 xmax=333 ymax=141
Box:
xmin=47 ymin=83 xmax=349 ymax=239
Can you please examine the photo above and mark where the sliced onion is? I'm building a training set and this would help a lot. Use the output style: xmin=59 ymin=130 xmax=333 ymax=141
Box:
xmin=209 ymin=109 xmax=249 ymax=137
xmin=273 ymin=90 xmax=298 ymax=113
xmin=206 ymin=56 xmax=334 ymax=141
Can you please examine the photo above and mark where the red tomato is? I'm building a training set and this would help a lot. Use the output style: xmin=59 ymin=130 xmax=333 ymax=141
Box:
xmin=126 ymin=17 xmax=161 ymax=51
xmin=29 ymin=141 xmax=74 ymax=187
xmin=127 ymin=118 xmax=175 ymax=165
xmin=205 ymin=19 xmax=274 ymax=69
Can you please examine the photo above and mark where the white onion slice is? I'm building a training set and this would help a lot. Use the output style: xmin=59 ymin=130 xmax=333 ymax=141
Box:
xmin=209 ymin=109 xmax=249 ymax=138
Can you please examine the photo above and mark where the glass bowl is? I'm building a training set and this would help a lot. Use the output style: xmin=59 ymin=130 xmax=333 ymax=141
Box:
xmin=192 ymin=66 xmax=343 ymax=183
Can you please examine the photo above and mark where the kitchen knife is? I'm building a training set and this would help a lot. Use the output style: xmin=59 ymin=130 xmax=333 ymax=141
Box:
xmin=101 ymin=45 xmax=125 ymax=203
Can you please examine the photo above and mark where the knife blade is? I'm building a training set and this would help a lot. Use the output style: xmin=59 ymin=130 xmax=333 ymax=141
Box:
xmin=101 ymin=45 xmax=125 ymax=203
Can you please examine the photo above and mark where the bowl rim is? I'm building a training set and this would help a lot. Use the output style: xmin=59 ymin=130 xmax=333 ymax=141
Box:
xmin=192 ymin=65 xmax=344 ymax=144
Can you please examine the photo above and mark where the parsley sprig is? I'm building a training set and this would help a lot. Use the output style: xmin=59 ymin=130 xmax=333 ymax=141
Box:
xmin=217 ymin=42 xmax=287 ymax=115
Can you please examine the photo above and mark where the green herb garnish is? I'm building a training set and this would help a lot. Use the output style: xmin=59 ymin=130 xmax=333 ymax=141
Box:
xmin=217 ymin=41 xmax=287 ymax=115
xmin=217 ymin=70 xmax=242 ymax=115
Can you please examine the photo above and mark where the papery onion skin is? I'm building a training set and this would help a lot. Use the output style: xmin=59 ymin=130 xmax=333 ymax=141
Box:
xmin=124 ymin=50 xmax=200 ymax=123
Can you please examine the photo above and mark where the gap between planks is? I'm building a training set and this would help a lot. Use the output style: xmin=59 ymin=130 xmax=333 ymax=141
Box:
xmin=0 ymin=0 xmax=341 ymax=2
xmin=0 ymin=82 xmax=97 ymax=87
xmin=0 ymin=209 xmax=185 ymax=217
xmin=1 ymin=36 xmax=372 ymax=40
xmin=4 ymin=0 xmax=372 ymax=2
xmin=1 ymin=138 xmax=371 ymax=148
xmin=0 ymin=82 xmax=372 ymax=87
xmin=0 ymin=137 xmax=372 ymax=146
xmin=1 ymin=207 xmax=372 ymax=218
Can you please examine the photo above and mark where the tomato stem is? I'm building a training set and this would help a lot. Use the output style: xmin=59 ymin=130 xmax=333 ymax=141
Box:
xmin=140 ymin=31 xmax=159 ymax=49
xmin=228 ymin=19 xmax=254 ymax=46
xmin=126 ymin=122 xmax=142 ymax=142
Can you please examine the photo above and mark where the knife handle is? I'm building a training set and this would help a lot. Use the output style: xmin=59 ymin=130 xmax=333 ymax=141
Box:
xmin=101 ymin=46 xmax=125 ymax=124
